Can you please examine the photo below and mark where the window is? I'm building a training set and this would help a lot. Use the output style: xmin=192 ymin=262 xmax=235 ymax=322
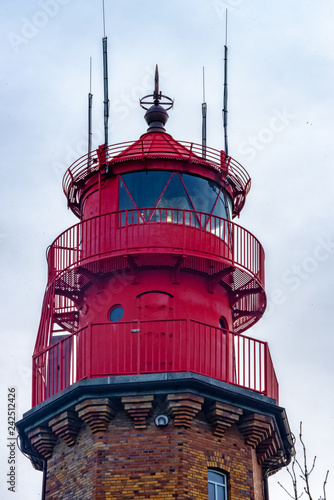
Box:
xmin=208 ymin=470 xmax=228 ymax=500
xmin=219 ymin=317 xmax=228 ymax=331
xmin=119 ymin=171 xmax=233 ymax=222
xmin=109 ymin=305 xmax=124 ymax=322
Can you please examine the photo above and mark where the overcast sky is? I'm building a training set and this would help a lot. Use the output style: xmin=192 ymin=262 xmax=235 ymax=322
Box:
xmin=1 ymin=1 xmax=334 ymax=498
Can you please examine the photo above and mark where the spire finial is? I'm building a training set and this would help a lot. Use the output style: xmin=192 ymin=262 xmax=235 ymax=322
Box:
xmin=140 ymin=65 xmax=174 ymax=133
xmin=153 ymin=64 xmax=160 ymax=102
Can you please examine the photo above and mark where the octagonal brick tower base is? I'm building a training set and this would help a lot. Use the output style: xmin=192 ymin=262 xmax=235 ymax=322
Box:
xmin=17 ymin=374 xmax=293 ymax=500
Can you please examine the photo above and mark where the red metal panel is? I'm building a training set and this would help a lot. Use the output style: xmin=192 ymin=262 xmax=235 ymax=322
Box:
xmin=47 ymin=208 xmax=263 ymax=289
xmin=33 ymin=206 xmax=266 ymax=378
xmin=32 ymin=320 xmax=279 ymax=407
xmin=62 ymin=134 xmax=251 ymax=218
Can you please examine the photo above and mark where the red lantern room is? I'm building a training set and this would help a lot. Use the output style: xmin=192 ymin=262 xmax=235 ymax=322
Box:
xmin=17 ymin=67 xmax=293 ymax=500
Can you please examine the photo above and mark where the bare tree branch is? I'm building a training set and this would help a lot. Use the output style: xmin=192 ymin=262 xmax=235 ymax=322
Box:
xmin=278 ymin=422 xmax=330 ymax=500
xmin=322 ymin=470 xmax=329 ymax=500
xmin=279 ymin=452 xmax=303 ymax=499
xmin=278 ymin=480 xmax=303 ymax=499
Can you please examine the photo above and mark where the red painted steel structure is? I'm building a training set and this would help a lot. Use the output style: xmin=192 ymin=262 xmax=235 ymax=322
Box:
xmin=62 ymin=137 xmax=250 ymax=219
xmin=33 ymin=320 xmax=278 ymax=406
xmin=31 ymin=90 xmax=278 ymax=408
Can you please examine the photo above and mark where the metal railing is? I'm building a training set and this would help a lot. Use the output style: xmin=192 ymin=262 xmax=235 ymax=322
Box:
xmin=62 ymin=138 xmax=250 ymax=203
xmin=47 ymin=208 xmax=264 ymax=287
xmin=32 ymin=319 xmax=278 ymax=406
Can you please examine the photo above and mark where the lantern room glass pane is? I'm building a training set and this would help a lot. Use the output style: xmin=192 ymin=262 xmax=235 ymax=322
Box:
xmin=181 ymin=174 xmax=219 ymax=215
xmin=120 ymin=171 xmax=172 ymax=209
xmin=118 ymin=171 xmax=233 ymax=227
xmin=226 ymin=194 xmax=233 ymax=220
xmin=157 ymin=173 xmax=193 ymax=210
xmin=119 ymin=178 xmax=137 ymax=211
xmin=119 ymin=178 xmax=137 ymax=225
xmin=212 ymin=195 xmax=227 ymax=220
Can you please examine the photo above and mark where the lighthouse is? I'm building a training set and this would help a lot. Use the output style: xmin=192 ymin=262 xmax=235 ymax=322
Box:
xmin=17 ymin=68 xmax=293 ymax=500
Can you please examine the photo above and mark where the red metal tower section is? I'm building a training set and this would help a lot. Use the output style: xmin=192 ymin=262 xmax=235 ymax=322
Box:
xmin=16 ymin=71 xmax=295 ymax=500
xmin=31 ymin=77 xmax=278 ymax=408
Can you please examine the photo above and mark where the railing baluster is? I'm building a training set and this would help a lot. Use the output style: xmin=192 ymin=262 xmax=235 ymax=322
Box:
xmin=47 ymin=208 xmax=264 ymax=290
xmin=33 ymin=320 xmax=278 ymax=405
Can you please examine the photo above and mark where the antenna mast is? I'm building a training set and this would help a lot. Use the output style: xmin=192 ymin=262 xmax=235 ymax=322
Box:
xmin=88 ymin=57 xmax=93 ymax=167
xmin=202 ymin=67 xmax=207 ymax=159
xmin=223 ymin=10 xmax=228 ymax=156
xmin=102 ymin=0 xmax=109 ymax=151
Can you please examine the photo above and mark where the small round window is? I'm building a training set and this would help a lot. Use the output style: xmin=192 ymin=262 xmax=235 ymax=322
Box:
xmin=109 ymin=306 xmax=124 ymax=322
xmin=219 ymin=317 xmax=228 ymax=331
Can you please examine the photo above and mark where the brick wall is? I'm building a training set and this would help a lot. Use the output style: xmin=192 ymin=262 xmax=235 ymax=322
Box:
xmin=44 ymin=397 xmax=264 ymax=500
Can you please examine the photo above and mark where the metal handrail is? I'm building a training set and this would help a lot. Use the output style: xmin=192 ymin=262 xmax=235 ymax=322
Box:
xmin=32 ymin=319 xmax=278 ymax=406
xmin=62 ymin=138 xmax=251 ymax=207
xmin=47 ymin=208 xmax=265 ymax=288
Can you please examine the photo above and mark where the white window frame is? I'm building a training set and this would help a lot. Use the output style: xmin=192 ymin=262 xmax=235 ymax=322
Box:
xmin=208 ymin=469 xmax=228 ymax=500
